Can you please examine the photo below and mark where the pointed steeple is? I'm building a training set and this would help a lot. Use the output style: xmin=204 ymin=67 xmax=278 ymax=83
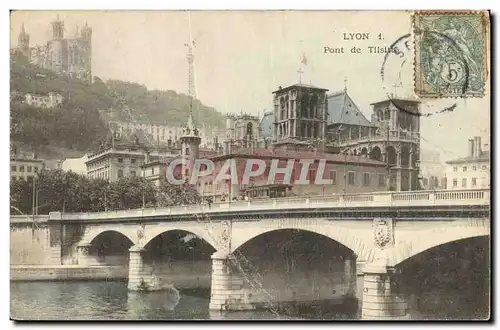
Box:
xmin=18 ymin=23 xmax=30 ymax=50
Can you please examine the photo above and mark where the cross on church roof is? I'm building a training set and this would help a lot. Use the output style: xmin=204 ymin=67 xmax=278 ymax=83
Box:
xmin=297 ymin=68 xmax=304 ymax=84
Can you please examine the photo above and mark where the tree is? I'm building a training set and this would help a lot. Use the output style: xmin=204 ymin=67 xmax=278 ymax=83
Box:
xmin=156 ymin=179 xmax=201 ymax=207
xmin=107 ymin=176 xmax=156 ymax=210
xmin=10 ymin=178 xmax=32 ymax=215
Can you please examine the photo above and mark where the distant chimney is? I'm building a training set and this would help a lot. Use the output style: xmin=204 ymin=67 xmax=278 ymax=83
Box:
xmin=468 ymin=139 xmax=474 ymax=157
xmin=473 ymin=136 xmax=481 ymax=158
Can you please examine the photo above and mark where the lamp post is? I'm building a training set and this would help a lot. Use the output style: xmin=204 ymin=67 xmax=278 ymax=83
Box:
xmin=142 ymin=181 xmax=146 ymax=209
xmin=332 ymin=125 xmax=347 ymax=195
xmin=104 ymin=187 xmax=108 ymax=211
xmin=31 ymin=174 xmax=36 ymax=221
xmin=385 ymin=115 xmax=392 ymax=191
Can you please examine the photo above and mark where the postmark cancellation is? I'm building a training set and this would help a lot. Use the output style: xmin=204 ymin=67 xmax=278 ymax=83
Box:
xmin=413 ymin=11 xmax=489 ymax=98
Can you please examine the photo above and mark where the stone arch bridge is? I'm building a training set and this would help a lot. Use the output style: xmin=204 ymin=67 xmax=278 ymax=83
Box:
xmin=11 ymin=188 xmax=490 ymax=320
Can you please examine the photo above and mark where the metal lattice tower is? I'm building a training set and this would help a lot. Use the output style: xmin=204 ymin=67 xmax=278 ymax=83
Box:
xmin=185 ymin=12 xmax=197 ymax=117
xmin=186 ymin=42 xmax=196 ymax=114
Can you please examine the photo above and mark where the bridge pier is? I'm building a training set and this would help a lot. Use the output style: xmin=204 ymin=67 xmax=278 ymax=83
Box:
xmin=76 ymin=243 xmax=92 ymax=266
xmin=344 ymin=258 xmax=357 ymax=297
xmin=361 ymin=263 xmax=409 ymax=320
xmin=209 ymin=251 xmax=254 ymax=311
xmin=128 ymin=245 xmax=151 ymax=291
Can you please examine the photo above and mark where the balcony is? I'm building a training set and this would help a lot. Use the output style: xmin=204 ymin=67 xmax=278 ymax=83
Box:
xmin=337 ymin=130 xmax=420 ymax=147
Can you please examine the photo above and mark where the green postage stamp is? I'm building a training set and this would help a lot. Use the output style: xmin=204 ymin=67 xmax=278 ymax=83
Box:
xmin=413 ymin=11 xmax=489 ymax=98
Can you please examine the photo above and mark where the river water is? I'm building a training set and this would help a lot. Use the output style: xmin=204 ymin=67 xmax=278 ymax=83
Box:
xmin=10 ymin=281 xmax=357 ymax=320
xmin=11 ymin=280 xmax=489 ymax=321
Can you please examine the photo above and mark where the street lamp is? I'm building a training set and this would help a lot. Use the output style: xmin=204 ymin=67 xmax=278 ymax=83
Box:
xmin=332 ymin=125 xmax=347 ymax=195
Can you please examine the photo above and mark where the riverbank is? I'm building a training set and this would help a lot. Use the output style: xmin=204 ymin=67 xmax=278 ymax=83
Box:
xmin=10 ymin=265 xmax=213 ymax=291
xmin=10 ymin=265 xmax=128 ymax=281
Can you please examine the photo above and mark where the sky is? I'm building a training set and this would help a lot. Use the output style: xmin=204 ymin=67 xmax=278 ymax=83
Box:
xmin=10 ymin=10 xmax=490 ymax=162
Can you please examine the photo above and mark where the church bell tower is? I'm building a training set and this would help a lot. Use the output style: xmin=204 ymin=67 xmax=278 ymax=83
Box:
xmin=179 ymin=113 xmax=201 ymax=182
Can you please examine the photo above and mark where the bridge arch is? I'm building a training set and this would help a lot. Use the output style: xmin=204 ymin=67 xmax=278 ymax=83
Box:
xmin=230 ymin=222 xmax=373 ymax=261
xmin=143 ymin=226 xmax=219 ymax=251
xmin=391 ymin=223 xmax=490 ymax=267
xmin=80 ymin=227 xmax=138 ymax=246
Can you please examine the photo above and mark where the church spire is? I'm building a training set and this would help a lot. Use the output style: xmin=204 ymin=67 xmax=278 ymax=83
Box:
xmin=18 ymin=22 xmax=30 ymax=51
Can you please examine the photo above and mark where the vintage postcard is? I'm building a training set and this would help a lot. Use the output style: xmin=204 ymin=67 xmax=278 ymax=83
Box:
xmin=10 ymin=10 xmax=490 ymax=321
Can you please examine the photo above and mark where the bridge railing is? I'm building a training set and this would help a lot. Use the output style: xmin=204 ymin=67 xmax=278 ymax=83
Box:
xmin=42 ymin=188 xmax=489 ymax=221
xmin=10 ymin=215 xmax=50 ymax=223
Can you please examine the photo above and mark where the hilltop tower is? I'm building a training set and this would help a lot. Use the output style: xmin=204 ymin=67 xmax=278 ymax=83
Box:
xmin=79 ymin=21 xmax=93 ymax=82
xmin=17 ymin=23 xmax=30 ymax=59
xmin=50 ymin=15 xmax=65 ymax=73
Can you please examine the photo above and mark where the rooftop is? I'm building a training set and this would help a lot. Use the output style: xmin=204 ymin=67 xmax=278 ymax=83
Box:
xmin=273 ymin=83 xmax=329 ymax=94
xmin=370 ymin=97 xmax=421 ymax=105
xmin=327 ymin=90 xmax=375 ymax=127
xmin=260 ymin=112 xmax=274 ymax=138
xmin=445 ymin=151 xmax=490 ymax=165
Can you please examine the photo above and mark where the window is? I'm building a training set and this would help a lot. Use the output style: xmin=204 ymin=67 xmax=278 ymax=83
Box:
xmin=473 ymin=165 xmax=477 ymax=171
xmin=462 ymin=178 xmax=467 ymax=188
xmin=308 ymin=169 xmax=316 ymax=182
xmin=348 ymin=172 xmax=355 ymax=185
xmin=27 ymin=166 xmax=32 ymax=172
xmin=453 ymin=166 xmax=458 ymax=172
xmin=330 ymin=170 xmax=337 ymax=184
xmin=472 ymin=178 xmax=477 ymax=186
xmin=117 ymin=169 xmax=123 ymax=178
xmin=34 ymin=167 xmax=38 ymax=172
xmin=11 ymin=165 xmax=16 ymax=172
xmin=462 ymin=166 xmax=467 ymax=172
xmin=11 ymin=176 xmax=16 ymax=181
xmin=453 ymin=179 xmax=458 ymax=187
xmin=118 ymin=158 xmax=123 ymax=163
xmin=481 ymin=165 xmax=487 ymax=170
xmin=130 ymin=171 xmax=136 ymax=177
xmin=19 ymin=166 xmax=25 ymax=172
xmin=363 ymin=173 xmax=370 ymax=186
xmin=151 ymin=167 xmax=155 ymax=175
xmin=379 ymin=174 xmax=386 ymax=187
xmin=131 ymin=159 xmax=136 ymax=164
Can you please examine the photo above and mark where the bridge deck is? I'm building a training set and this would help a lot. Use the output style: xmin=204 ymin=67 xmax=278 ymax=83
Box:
xmin=11 ymin=189 xmax=490 ymax=223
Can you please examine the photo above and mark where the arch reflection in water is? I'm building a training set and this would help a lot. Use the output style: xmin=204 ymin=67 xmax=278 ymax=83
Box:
xmin=126 ymin=286 xmax=181 ymax=317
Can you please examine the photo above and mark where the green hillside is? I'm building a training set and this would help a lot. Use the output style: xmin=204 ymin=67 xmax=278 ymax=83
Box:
xmin=10 ymin=53 xmax=225 ymax=156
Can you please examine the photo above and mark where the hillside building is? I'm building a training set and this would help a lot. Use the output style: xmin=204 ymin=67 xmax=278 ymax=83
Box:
xmin=24 ymin=92 xmax=64 ymax=108
xmin=15 ymin=17 xmax=92 ymax=83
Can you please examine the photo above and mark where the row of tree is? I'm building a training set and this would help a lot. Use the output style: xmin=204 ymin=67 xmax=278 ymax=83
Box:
xmin=10 ymin=169 xmax=201 ymax=215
